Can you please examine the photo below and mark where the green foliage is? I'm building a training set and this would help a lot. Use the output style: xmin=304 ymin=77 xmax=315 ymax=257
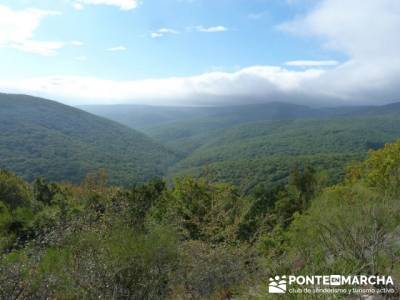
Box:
xmin=127 ymin=179 xmax=166 ymax=229
xmin=4 ymin=93 xmax=400 ymax=195
xmin=149 ymin=177 xmax=250 ymax=244
xmin=0 ymin=93 xmax=178 ymax=185
xmin=0 ymin=170 xmax=32 ymax=209
xmin=173 ymin=240 xmax=260 ymax=299
xmin=238 ymin=165 xmax=322 ymax=243
xmin=83 ymin=101 xmax=400 ymax=193
xmin=0 ymin=173 xmax=259 ymax=299
xmin=0 ymin=201 xmax=12 ymax=231
xmin=33 ymin=177 xmax=64 ymax=205
xmin=352 ymin=141 xmax=400 ymax=196
xmin=1 ymin=137 xmax=400 ymax=298
xmin=266 ymin=141 xmax=400 ymax=288
xmin=168 ymin=113 xmax=400 ymax=192
xmin=238 ymin=185 xmax=283 ymax=241
xmin=284 ymin=184 xmax=400 ymax=277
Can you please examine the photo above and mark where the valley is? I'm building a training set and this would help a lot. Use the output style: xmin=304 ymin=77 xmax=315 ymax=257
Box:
xmin=82 ymin=101 xmax=400 ymax=191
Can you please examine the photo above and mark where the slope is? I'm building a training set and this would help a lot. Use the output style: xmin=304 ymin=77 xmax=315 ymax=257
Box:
xmin=0 ymin=93 xmax=178 ymax=185
xmin=166 ymin=104 xmax=400 ymax=191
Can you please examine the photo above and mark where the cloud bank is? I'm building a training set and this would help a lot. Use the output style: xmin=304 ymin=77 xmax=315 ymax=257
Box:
xmin=1 ymin=0 xmax=400 ymax=107
xmin=0 ymin=66 xmax=335 ymax=106
xmin=285 ymin=60 xmax=338 ymax=67
xmin=278 ymin=0 xmax=400 ymax=104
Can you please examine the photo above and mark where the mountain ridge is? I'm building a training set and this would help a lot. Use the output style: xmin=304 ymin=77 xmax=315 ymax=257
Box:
xmin=0 ymin=93 xmax=178 ymax=185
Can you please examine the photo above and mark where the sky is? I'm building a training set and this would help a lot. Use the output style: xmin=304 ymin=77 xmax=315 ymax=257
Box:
xmin=0 ymin=0 xmax=399 ymax=106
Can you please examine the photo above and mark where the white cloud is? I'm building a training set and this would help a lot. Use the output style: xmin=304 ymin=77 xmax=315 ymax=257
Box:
xmin=71 ymin=41 xmax=84 ymax=46
xmin=1 ymin=0 xmax=400 ymax=107
xmin=151 ymin=32 xmax=163 ymax=38
xmin=0 ymin=5 xmax=63 ymax=56
xmin=159 ymin=28 xmax=179 ymax=34
xmin=106 ymin=46 xmax=127 ymax=51
xmin=0 ymin=66 xmax=327 ymax=105
xmin=73 ymin=3 xmax=84 ymax=10
xmin=196 ymin=26 xmax=228 ymax=33
xmin=285 ymin=60 xmax=338 ymax=67
xmin=279 ymin=0 xmax=400 ymax=59
xmin=151 ymin=28 xmax=179 ymax=38
xmin=74 ymin=0 xmax=139 ymax=10
xmin=12 ymin=40 xmax=65 ymax=56
xmin=277 ymin=0 xmax=400 ymax=105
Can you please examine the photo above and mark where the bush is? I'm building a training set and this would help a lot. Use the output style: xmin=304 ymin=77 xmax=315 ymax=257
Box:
xmin=172 ymin=240 xmax=260 ymax=299
xmin=0 ymin=170 xmax=32 ymax=210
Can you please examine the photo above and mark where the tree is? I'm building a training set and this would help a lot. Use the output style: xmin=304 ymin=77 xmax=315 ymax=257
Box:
xmin=33 ymin=178 xmax=62 ymax=206
xmin=150 ymin=177 xmax=249 ymax=244
xmin=0 ymin=170 xmax=31 ymax=210
xmin=279 ymin=142 xmax=400 ymax=285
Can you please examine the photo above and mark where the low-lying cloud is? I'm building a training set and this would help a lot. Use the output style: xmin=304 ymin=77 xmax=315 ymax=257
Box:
xmin=285 ymin=60 xmax=338 ymax=67
xmin=1 ymin=0 xmax=400 ymax=107
xmin=0 ymin=66 xmax=344 ymax=106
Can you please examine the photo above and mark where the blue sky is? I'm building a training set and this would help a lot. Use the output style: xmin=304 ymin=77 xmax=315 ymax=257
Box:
xmin=0 ymin=0 xmax=399 ymax=106
xmin=0 ymin=0 xmax=340 ymax=80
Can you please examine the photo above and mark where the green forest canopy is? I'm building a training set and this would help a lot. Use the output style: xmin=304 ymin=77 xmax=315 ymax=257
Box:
xmin=83 ymin=100 xmax=400 ymax=191
xmin=0 ymin=141 xmax=399 ymax=298
xmin=0 ymin=93 xmax=178 ymax=186
xmin=4 ymin=94 xmax=400 ymax=194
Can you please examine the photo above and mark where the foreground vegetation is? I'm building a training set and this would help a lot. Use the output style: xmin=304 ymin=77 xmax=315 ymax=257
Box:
xmin=1 ymin=141 xmax=400 ymax=298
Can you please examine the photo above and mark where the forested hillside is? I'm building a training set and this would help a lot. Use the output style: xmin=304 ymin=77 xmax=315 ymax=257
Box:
xmin=79 ymin=104 xmax=214 ymax=129
xmin=0 ymin=94 xmax=178 ymax=185
xmin=1 ymin=141 xmax=399 ymax=298
xmin=82 ymin=101 xmax=400 ymax=192
xmin=4 ymin=93 xmax=400 ymax=194
xmin=145 ymin=102 xmax=400 ymax=155
xmin=169 ymin=113 xmax=400 ymax=191
xmin=81 ymin=102 xmax=348 ymax=135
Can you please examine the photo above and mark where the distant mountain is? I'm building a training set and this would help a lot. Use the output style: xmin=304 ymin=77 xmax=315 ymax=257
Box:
xmin=80 ymin=101 xmax=400 ymax=191
xmin=81 ymin=102 xmax=336 ymax=155
xmin=164 ymin=103 xmax=400 ymax=191
xmin=83 ymin=101 xmax=400 ymax=190
xmin=79 ymin=102 xmax=323 ymax=131
xmin=81 ymin=102 xmax=386 ymax=155
xmin=79 ymin=104 xmax=213 ymax=130
xmin=0 ymin=93 xmax=178 ymax=185
xmin=52 ymin=99 xmax=400 ymax=191
xmin=80 ymin=101 xmax=384 ymax=130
